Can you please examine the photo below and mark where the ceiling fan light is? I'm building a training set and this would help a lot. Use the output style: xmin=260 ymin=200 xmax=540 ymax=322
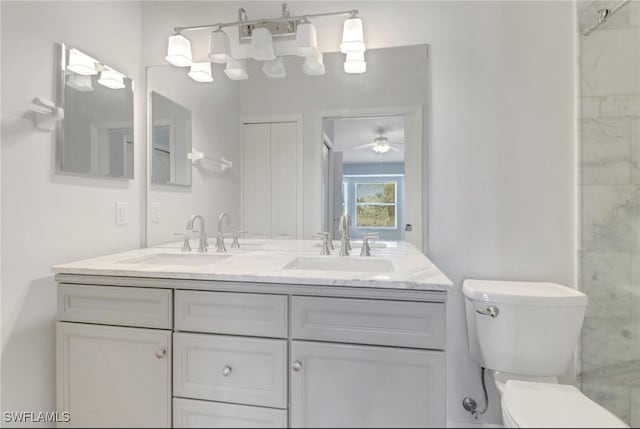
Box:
xmin=344 ymin=51 xmax=366 ymax=74
xmin=340 ymin=16 xmax=366 ymax=53
xmin=303 ymin=53 xmax=325 ymax=76
xmin=252 ymin=27 xmax=276 ymax=61
xmin=188 ymin=62 xmax=214 ymax=82
xmin=296 ymin=21 xmax=319 ymax=57
xmin=225 ymin=59 xmax=248 ymax=80
xmin=262 ymin=57 xmax=286 ymax=78
xmin=165 ymin=33 xmax=192 ymax=67
xmin=67 ymin=48 xmax=99 ymax=75
xmin=209 ymin=29 xmax=232 ymax=63
xmin=373 ymin=143 xmax=391 ymax=154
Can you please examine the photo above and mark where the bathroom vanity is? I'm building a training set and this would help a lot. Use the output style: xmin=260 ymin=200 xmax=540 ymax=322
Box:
xmin=54 ymin=240 xmax=451 ymax=428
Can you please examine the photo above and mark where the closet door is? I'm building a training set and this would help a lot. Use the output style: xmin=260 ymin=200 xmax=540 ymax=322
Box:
xmin=270 ymin=121 xmax=298 ymax=239
xmin=242 ymin=123 xmax=271 ymax=238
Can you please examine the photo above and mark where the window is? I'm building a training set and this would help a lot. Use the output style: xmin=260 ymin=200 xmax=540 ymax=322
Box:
xmin=355 ymin=182 xmax=397 ymax=228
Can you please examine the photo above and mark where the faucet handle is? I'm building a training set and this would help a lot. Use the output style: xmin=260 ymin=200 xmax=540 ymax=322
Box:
xmin=315 ymin=232 xmax=334 ymax=250
xmin=312 ymin=233 xmax=331 ymax=255
xmin=173 ymin=232 xmax=192 ymax=252
xmin=230 ymin=230 xmax=247 ymax=248
xmin=363 ymin=232 xmax=380 ymax=240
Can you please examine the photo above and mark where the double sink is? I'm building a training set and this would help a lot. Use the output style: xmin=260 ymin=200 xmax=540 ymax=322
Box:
xmin=120 ymin=252 xmax=394 ymax=274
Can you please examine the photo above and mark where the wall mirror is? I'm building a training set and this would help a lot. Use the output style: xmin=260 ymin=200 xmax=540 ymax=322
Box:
xmin=57 ymin=43 xmax=134 ymax=178
xmin=146 ymin=45 xmax=428 ymax=250
xmin=151 ymin=91 xmax=192 ymax=186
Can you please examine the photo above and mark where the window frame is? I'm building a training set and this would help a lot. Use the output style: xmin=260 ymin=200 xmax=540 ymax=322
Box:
xmin=354 ymin=181 xmax=398 ymax=230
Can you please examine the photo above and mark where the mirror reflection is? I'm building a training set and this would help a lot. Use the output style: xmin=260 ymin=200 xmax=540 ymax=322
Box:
xmin=151 ymin=91 xmax=192 ymax=186
xmin=58 ymin=44 xmax=134 ymax=178
xmin=146 ymin=45 xmax=427 ymax=250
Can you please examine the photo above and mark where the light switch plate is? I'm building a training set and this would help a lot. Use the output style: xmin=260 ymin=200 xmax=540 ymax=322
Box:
xmin=116 ymin=202 xmax=128 ymax=225
xmin=152 ymin=202 xmax=161 ymax=223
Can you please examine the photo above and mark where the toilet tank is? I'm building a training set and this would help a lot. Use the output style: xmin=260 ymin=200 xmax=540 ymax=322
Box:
xmin=463 ymin=280 xmax=587 ymax=377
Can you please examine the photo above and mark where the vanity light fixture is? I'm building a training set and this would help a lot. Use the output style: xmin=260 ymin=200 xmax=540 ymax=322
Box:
xmin=66 ymin=74 xmax=94 ymax=92
xmin=67 ymin=48 xmax=98 ymax=75
xmin=166 ymin=3 xmax=366 ymax=81
xmin=165 ymin=33 xmax=193 ymax=67
xmin=97 ymin=67 xmax=125 ymax=89
xmin=251 ymin=27 xmax=276 ymax=61
xmin=344 ymin=51 xmax=366 ymax=74
xmin=188 ymin=62 xmax=214 ymax=83
xmin=224 ymin=59 xmax=249 ymax=80
xmin=296 ymin=19 xmax=319 ymax=57
xmin=303 ymin=53 xmax=325 ymax=76
xmin=209 ymin=28 xmax=232 ymax=63
xmin=262 ymin=57 xmax=286 ymax=78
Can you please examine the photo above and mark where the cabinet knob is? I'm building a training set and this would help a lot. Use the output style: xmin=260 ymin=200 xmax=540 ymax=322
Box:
xmin=292 ymin=361 xmax=302 ymax=372
xmin=222 ymin=365 xmax=232 ymax=377
xmin=155 ymin=347 xmax=167 ymax=359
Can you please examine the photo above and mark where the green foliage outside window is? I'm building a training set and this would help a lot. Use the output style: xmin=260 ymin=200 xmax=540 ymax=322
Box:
xmin=355 ymin=183 xmax=397 ymax=228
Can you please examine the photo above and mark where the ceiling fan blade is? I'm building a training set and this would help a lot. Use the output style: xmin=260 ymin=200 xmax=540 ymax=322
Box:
xmin=353 ymin=143 xmax=375 ymax=150
xmin=388 ymin=145 xmax=401 ymax=152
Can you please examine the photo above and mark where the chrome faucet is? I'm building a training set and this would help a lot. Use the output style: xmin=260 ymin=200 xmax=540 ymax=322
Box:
xmin=216 ymin=212 xmax=232 ymax=253
xmin=173 ymin=232 xmax=193 ymax=252
xmin=313 ymin=233 xmax=332 ymax=255
xmin=230 ymin=230 xmax=247 ymax=248
xmin=360 ymin=233 xmax=380 ymax=257
xmin=185 ymin=214 xmax=208 ymax=253
xmin=338 ymin=214 xmax=352 ymax=256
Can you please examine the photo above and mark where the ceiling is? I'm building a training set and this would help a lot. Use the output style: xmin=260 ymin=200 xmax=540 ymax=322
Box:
xmin=328 ymin=115 xmax=405 ymax=164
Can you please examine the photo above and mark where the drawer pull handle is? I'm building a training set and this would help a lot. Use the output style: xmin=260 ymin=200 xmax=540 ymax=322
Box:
xmin=292 ymin=361 xmax=302 ymax=372
xmin=222 ymin=366 xmax=232 ymax=377
xmin=155 ymin=347 xmax=167 ymax=359
xmin=476 ymin=305 xmax=499 ymax=318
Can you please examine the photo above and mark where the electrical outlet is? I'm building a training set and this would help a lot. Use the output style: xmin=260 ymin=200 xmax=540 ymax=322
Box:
xmin=116 ymin=202 xmax=129 ymax=225
xmin=152 ymin=202 xmax=161 ymax=223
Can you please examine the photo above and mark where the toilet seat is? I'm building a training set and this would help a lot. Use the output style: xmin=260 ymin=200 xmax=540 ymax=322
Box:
xmin=501 ymin=380 xmax=629 ymax=428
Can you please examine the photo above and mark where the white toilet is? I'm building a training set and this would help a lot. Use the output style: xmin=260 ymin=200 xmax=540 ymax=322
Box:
xmin=463 ymin=279 xmax=629 ymax=428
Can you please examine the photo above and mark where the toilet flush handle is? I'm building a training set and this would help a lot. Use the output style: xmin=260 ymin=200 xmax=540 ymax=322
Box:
xmin=476 ymin=305 xmax=499 ymax=318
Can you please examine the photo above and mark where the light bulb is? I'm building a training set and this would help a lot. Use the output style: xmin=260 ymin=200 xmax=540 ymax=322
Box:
xmin=344 ymin=51 xmax=366 ymax=74
xmin=340 ymin=16 xmax=366 ymax=53
xmin=165 ymin=33 xmax=192 ymax=67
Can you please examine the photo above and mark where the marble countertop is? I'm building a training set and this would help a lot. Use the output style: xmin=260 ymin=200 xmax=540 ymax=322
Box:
xmin=53 ymin=239 xmax=453 ymax=292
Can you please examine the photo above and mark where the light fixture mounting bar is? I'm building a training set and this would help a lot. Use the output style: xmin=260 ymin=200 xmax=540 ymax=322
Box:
xmin=173 ymin=8 xmax=359 ymax=34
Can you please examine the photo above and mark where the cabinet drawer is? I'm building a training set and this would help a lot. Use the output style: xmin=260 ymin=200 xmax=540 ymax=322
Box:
xmin=291 ymin=296 xmax=445 ymax=350
xmin=173 ymin=398 xmax=287 ymax=428
xmin=58 ymin=284 xmax=172 ymax=329
xmin=175 ymin=290 xmax=287 ymax=338
xmin=174 ymin=333 xmax=287 ymax=409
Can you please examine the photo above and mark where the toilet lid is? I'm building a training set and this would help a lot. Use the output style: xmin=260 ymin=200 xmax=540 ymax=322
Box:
xmin=502 ymin=381 xmax=629 ymax=428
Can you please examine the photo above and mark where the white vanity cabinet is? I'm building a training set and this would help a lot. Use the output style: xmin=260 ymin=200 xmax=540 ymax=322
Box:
xmin=55 ymin=277 xmax=447 ymax=429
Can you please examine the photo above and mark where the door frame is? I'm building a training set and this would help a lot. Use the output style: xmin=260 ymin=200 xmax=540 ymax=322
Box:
xmin=315 ymin=105 xmax=426 ymax=252
xmin=240 ymin=114 xmax=304 ymax=239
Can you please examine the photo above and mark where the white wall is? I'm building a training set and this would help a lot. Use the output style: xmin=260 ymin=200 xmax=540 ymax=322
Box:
xmin=0 ymin=1 xmax=143 ymax=425
xmin=141 ymin=1 xmax=577 ymax=424
xmin=146 ymin=66 xmax=241 ymax=245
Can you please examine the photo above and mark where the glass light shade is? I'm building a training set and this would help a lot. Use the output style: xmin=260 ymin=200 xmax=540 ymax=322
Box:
xmin=66 ymin=74 xmax=93 ymax=92
xmin=224 ymin=59 xmax=248 ymax=80
xmin=165 ymin=34 xmax=192 ymax=67
xmin=340 ymin=17 xmax=366 ymax=53
xmin=344 ymin=51 xmax=366 ymax=74
xmin=373 ymin=143 xmax=391 ymax=153
xmin=296 ymin=21 xmax=319 ymax=57
xmin=262 ymin=57 xmax=286 ymax=78
xmin=188 ymin=62 xmax=214 ymax=83
xmin=67 ymin=48 xmax=98 ymax=75
xmin=251 ymin=27 xmax=276 ymax=61
xmin=209 ymin=29 xmax=232 ymax=63
xmin=97 ymin=68 xmax=125 ymax=89
xmin=303 ymin=53 xmax=325 ymax=76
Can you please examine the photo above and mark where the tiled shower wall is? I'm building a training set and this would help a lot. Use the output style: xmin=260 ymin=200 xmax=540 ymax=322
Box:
xmin=578 ymin=1 xmax=640 ymax=425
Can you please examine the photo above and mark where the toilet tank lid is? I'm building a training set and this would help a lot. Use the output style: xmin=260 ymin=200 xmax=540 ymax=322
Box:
xmin=463 ymin=280 xmax=587 ymax=306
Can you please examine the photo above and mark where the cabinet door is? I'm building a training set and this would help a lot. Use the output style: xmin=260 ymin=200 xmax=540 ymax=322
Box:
xmin=242 ymin=123 xmax=271 ymax=238
xmin=56 ymin=322 xmax=171 ymax=428
xmin=290 ymin=341 xmax=445 ymax=428
xmin=269 ymin=121 xmax=298 ymax=239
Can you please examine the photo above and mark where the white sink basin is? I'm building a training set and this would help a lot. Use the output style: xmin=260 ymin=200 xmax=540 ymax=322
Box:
xmin=119 ymin=253 xmax=231 ymax=266
xmin=284 ymin=257 xmax=394 ymax=273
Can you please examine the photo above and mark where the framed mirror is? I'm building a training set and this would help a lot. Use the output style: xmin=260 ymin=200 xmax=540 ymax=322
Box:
xmin=151 ymin=91 xmax=192 ymax=186
xmin=57 ymin=43 xmax=134 ymax=178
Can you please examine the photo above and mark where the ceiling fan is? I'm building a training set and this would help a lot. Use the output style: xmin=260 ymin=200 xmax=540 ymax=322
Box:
xmin=352 ymin=128 xmax=404 ymax=154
